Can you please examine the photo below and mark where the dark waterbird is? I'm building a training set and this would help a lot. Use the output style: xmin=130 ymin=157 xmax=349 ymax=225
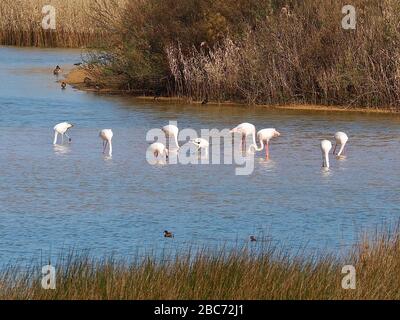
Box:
xmin=53 ymin=65 xmax=61 ymax=75
xmin=164 ymin=230 xmax=174 ymax=238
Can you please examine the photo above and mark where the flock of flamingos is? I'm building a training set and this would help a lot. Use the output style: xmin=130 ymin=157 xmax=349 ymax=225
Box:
xmin=54 ymin=65 xmax=349 ymax=168
xmin=52 ymin=122 xmax=349 ymax=168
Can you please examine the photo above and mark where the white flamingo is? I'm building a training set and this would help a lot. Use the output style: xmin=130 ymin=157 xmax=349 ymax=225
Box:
xmin=230 ymin=123 xmax=256 ymax=150
xmin=321 ymin=140 xmax=332 ymax=168
xmin=99 ymin=129 xmax=113 ymax=156
xmin=249 ymin=128 xmax=280 ymax=159
xmin=53 ymin=122 xmax=73 ymax=145
xmin=149 ymin=142 xmax=169 ymax=161
xmin=190 ymin=138 xmax=209 ymax=156
xmin=162 ymin=124 xmax=180 ymax=150
xmin=333 ymin=132 xmax=348 ymax=156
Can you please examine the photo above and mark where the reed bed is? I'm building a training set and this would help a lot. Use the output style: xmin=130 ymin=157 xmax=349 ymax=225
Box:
xmin=0 ymin=0 xmax=126 ymax=47
xmin=87 ymin=0 xmax=400 ymax=109
xmin=1 ymin=227 xmax=400 ymax=299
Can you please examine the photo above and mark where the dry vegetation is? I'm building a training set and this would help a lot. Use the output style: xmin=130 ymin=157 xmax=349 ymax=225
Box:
xmin=84 ymin=0 xmax=400 ymax=109
xmin=0 ymin=227 xmax=399 ymax=299
xmin=0 ymin=0 xmax=125 ymax=47
xmin=165 ymin=0 xmax=400 ymax=107
xmin=3 ymin=0 xmax=400 ymax=108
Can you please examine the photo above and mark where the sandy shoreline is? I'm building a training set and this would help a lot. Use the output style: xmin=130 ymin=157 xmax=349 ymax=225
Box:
xmin=63 ymin=68 xmax=400 ymax=115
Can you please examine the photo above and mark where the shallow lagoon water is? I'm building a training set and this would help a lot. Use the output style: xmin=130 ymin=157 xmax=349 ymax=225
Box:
xmin=1 ymin=46 xmax=400 ymax=265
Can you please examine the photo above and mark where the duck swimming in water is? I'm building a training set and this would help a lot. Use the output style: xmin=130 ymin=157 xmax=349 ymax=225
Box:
xmin=164 ymin=230 xmax=174 ymax=238
xmin=53 ymin=65 xmax=61 ymax=75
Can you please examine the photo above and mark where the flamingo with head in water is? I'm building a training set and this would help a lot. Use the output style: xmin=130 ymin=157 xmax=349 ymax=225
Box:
xmin=333 ymin=132 xmax=348 ymax=156
xmin=99 ymin=129 xmax=113 ymax=156
xmin=249 ymin=128 xmax=280 ymax=159
xmin=230 ymin=123 xmax=256 ymax=151
xmin=162 ymin=124 xmax=180 ymax=151
xmin=321 ymin=140 xmax=332 ymax=168
xmin=190 ymin=138 xmax=209 ymax=157
xmin=149 ymin=142 xmax=169 ymax=161
xmin=53 ymin=122 xmax=73 ymax=145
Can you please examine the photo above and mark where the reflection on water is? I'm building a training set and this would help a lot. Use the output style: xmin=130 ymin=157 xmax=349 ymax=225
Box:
xmin=53 ymin=144 xmax=71 ymax=155
xmin=321 ymin=167 xmax=332 ymax=177
xmin=103 ymin=155 xmax=113 ymax=161
xmin=257 ymin=158 xmax=276 ymax=171
xmin=1 ymin=46 xmax=400 ymax=265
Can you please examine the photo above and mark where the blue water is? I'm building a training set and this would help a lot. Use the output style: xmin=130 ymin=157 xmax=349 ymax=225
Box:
xmin=1 ymin=46 xmax=400 ymax=265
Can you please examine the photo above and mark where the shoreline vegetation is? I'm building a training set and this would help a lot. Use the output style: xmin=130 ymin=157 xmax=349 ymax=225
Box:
xmin=64 ymin=68 xmax=400 ymax=114
xmin=4 ymin=0 xmax=400 ymax=110
xmin=1 ymin=227 xmax=400 ymax=299
xmin=74 ymin=0 xmax=400 ymax=110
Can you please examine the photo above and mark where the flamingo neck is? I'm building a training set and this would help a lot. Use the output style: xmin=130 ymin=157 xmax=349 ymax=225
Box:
xmin=251 ymin=131 xmax=256 ymax=146
xmin=108 ymin=140 xmax=113 ymax=156
xmin=53 ymin=131 xmax=58 ymax=145
xmin=174 ymin=134 xmax=180 ymax=150
xmin=323 ymin=151 xmax=330 ymax=168
xmin=337 ymin=142 xmax=346 ymax=156
xmin=250 ymin=139 xmax=264 ymax=152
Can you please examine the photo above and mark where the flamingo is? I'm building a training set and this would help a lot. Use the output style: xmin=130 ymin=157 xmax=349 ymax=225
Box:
xmin=99 ymin=129 xmax=113 ymax=156
xmin=230 ymin=123 xmax=256 ymax=151
xmin=321 ymin=140 xmax=332 ymax=168
xmin=162 ymin=124 xmax=180 ymax=150
xmin=333 ymin=132 xmax=348 ymax=156
xmin=53 ymin=122 xmax=73 ymax=145
xmin=249 ymin=128 xmax=280 ymax=160
xmin=190 ymin=138 xmax=209 ymax=156
xmin=149 ymin=142 xmax=169 ymax=161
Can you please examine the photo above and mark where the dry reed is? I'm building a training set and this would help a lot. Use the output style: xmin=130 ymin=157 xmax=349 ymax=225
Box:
xmin=0 ymin=0 xmax=126 ymax=47
xmin=89 ymin=0 xmax=400 ymax=109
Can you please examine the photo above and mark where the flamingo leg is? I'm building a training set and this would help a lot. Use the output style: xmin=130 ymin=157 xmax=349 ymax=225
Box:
xmin=333 ymin=143 xmax=337 ymax=155
xmin=242 ymin=135 xmax=246 ymax=151
xmin=61 ymin=134 xmax=64 ymax=144
xmin=103 ymin=141 xmax=108 ymax=154
xmin=265 ymin=141 xmax=269 ymax=160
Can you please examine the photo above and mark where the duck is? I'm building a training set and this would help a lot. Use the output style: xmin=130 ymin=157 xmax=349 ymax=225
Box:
xmin=53 ymin=65 xmax=61 ymax=75
xmin=164 ymin=230 xmax=174 ymax=238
